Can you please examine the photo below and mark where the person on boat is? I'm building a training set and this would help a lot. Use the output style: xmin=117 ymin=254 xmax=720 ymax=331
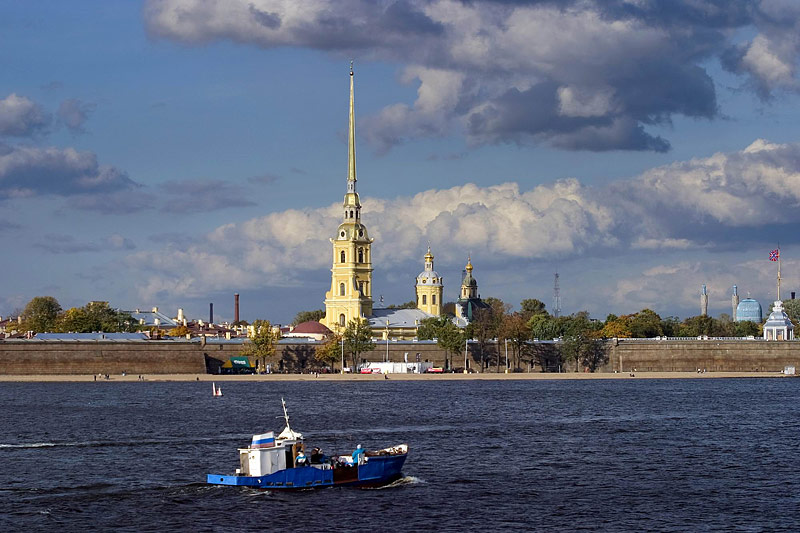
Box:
xmin=295 ymin=450 xmax=308 ymax=466
xmin=310 ymin=447 xmax=325 ymax=464
xmin=352 ymin=444 xmax=365 ymax=464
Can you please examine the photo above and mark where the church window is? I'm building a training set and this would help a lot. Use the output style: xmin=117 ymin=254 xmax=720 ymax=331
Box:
xmin=422 ymin=295 xmax=427 ymax=305
xmin=432 ymin=295 xmax=437 ymax=305
xmin=339 ymin=314 xmax=345 ymax=327
xmin=358 ymin=248 xmax=363 ymax=263
xmin=358 ymin=229 xmax=364 ymax=237
xmin=340 ymin=231 xmax=345 ymax=238
xmin=340 ymin=250 xmax=346 ymax=263
xmin=350 ymin=210 xmax=354 ymax=218
xmin=359 ymin=281 xmax=364 ymax=294
xmin=339 ymin=283 xmax=346 ymax=296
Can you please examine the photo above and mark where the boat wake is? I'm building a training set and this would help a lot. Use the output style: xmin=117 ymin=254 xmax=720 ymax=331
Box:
xmin=371 ymin=475 xmax=425 ymax=490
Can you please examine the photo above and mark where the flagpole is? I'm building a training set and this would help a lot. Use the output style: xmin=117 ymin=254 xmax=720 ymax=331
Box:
xmin=777 ymin=246 xmax=781 ymax=301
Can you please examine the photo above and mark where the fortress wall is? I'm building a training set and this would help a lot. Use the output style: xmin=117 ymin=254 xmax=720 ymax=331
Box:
xmin=0 ymin=341 xmax=211 ymax=375
xmin=608 ymin=340 xmax=800 ymax=373
xmin=3 ymin=338 xmax=800 ymax=375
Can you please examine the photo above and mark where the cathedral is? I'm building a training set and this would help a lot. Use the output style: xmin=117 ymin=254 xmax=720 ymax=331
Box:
xmin=322 ymin=65 xmax=484 ymax=339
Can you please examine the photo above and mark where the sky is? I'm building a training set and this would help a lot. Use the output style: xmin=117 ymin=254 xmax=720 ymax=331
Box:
xmin=2 ymin=0 xmax=800 ymax=325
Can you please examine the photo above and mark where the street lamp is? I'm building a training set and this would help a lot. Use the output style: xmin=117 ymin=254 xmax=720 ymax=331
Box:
xmin=340 ymin=336 xmax=345 ymax=374
xmin=504 ymin=338 xmax=508 ymax=373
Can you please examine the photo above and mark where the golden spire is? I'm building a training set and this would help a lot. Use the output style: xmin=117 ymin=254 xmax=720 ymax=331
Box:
xmin=425 ymin=245 xmax=433 ymax=262
xmin=465 ymin=255 xmax=473 ymax=272
xmin=347 ymin=60 xmax=356 ymax=185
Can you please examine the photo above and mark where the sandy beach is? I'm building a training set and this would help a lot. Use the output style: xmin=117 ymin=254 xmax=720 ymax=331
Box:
xmin=0 ymin=371 xmax=791 ymax=382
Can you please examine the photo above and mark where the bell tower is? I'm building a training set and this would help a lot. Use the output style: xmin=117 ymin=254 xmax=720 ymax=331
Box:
xmin=324 ymin=63 xmax=374 ymax=332
xmin=415 ymin=246 xmax=443 ymax=316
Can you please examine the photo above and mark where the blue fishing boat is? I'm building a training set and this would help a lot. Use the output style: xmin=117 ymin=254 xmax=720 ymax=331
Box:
xmin=206 ymin=399 xmax=408 ymax=490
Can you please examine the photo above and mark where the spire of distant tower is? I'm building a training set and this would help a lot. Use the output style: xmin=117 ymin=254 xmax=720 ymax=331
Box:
xmin=553 ymin=272 xmax=561 ymax=319
xmin=347 ymin=60 xmax=356 ymax=189
xmin=701 ymin=284 xmax=708 ymax=316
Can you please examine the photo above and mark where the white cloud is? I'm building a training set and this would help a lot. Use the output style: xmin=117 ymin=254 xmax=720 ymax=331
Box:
xmin=125 ymin=138 xmax=800 ymax=310
xmin=0 ymin=94 xmax=50 ymax=137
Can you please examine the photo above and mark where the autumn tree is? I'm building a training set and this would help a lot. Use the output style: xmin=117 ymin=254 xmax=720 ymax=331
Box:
xmin=56 ymin=301 xmax=136 ymax=333
xmin=315 ymin=333 xmax=342 ymax=371
xmin=168 ymin=325 xmax=190 ymax=337
xmin=470 ymin=307 xmax=497 ymax=370
xmin=242 ymin=319 xmax=278 ymax=372
xmin=500 ymin=312 xmax=531 ymax=371
xmin=343 ymin=318 xmax=375 ymax=370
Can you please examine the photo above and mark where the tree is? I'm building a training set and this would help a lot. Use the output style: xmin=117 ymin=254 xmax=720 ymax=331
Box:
xmin=677 ymin=315 xmax=714 ymax=337
xmin=417 ymin=316 xmax=452 ymax=340
xmin=417 ymin=315 xmax=466 ymax=370
xmin=559 ymin=314 xmax=608 ymax=372
xmin=781 ymin=299 xmax=800 ymax=323
xmin=628 ymin=309 xmax=663 ymax=338
xmin=387 ymin=301 xmax=417 ymax=309
xmin=598 ymin=315 xmax=632 ymax=338
xmin=484 ymin=297 xmax=510 ymax=371
xmin=734 ymin=320 xmax=761 ymax=337
xmin=56 ymin=301 xmax=136 ymax=333
xmin=242 ymin=319 xmax=277 ymax=372
xmin=20 ymin=296 xmax=62 ymax=333
xmin=500 ymin=313 xmax=530 ymax=371
xmin=529 ymin=313 xmax=563 ymax=341
xmin=520 ymin=298 xmax=547 ymax=321
xmin=315 ymin=333 xmax=343 ymax=371
xmin=470 ymin=307 xmax=497 ymax=371
xmin=168 ymin=325 xmax=190 ymax=337
xmin=292 ymin=309 xmax=325 ymax=326
xmin=343 ymin=318 xmax=375 ymax=370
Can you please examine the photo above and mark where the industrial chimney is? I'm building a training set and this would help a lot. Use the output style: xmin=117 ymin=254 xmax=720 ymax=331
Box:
xmin=701 ymin=285 xmax=708 ymax=316
xmin=234 ymin=293 xmax=240 ymax=324
xmin=209 ymin=303 xmax=214 ymax=325
xmin=732 ymin=285 xmax=739 ymax=321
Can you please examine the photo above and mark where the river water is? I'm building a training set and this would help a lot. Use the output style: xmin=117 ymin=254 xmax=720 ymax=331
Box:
xmin=1 ymin=378 xmax=799 ymax=531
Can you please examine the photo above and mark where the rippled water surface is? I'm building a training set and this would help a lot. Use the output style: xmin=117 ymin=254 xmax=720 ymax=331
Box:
xmin=2 ymin=379 xmax=800 ymax=531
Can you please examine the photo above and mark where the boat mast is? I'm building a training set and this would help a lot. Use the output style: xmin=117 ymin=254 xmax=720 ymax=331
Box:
xmin=281 ymin=397 xmax=291 ymax=431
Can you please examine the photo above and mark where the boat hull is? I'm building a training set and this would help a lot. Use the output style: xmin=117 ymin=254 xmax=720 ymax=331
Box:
xmin=207 ymin=453 xmax=407 ymax=490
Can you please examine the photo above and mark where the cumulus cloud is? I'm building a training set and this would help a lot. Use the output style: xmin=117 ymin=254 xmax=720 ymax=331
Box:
xmin=127 ymin=138 xmax=800 ymax=304
xmin=0 ymin=145 xmax=139 ymax=199
xmin=141 ymin=0 xmax=800 ymax=152
xmin=57 ymin=99 xmax=95 ymax=133
xmin=0 ymin=94 xmax=50 ymax=137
